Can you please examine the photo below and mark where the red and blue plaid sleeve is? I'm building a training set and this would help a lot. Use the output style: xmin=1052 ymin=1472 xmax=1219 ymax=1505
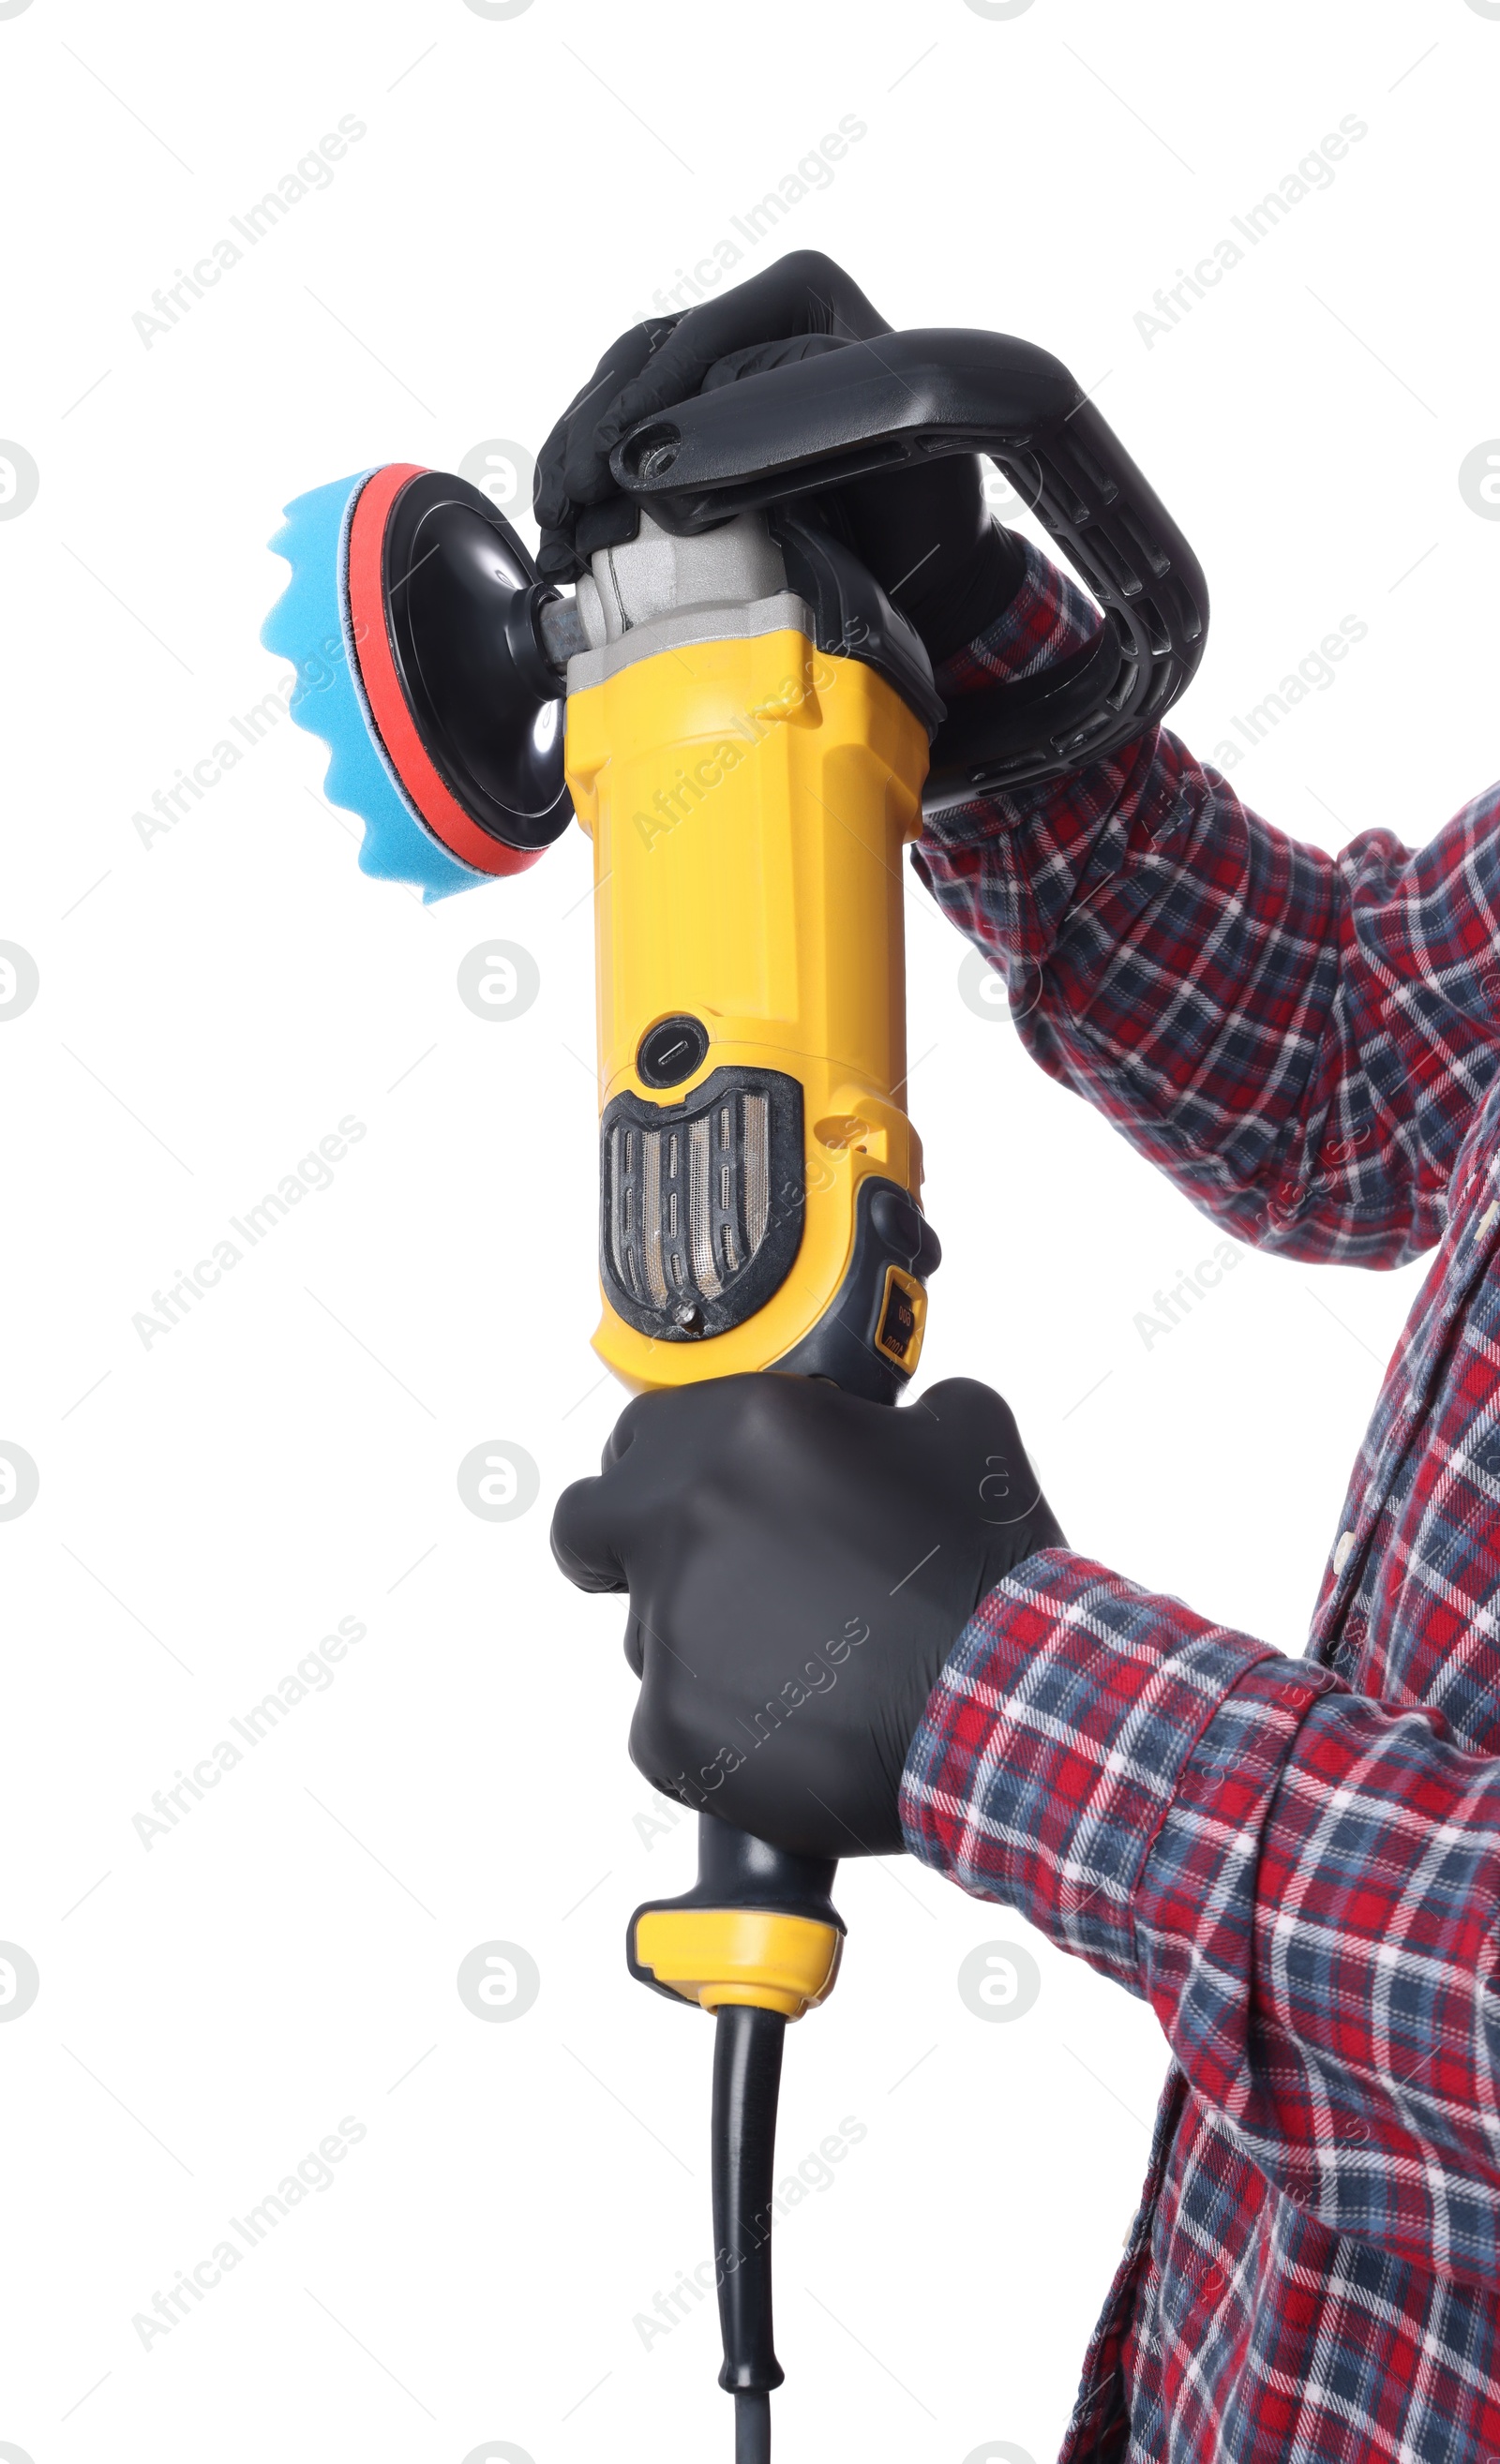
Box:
xmin=919 ymin=543 xmax=1500 ymax=1265
xmin=902 ymin=1550 xmax=1500 ymax=2284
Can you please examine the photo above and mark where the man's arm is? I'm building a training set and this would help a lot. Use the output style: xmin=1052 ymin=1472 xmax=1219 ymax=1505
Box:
xmin=902 ymin=1547 xmax=1500 ymax=2287
xmin=922 ymin=541 xmax=1500 ymax=1265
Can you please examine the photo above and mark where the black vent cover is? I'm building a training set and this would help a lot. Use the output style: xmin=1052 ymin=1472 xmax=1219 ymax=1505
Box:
xmin=600 ymin=1067 xmax=804 ymax=1343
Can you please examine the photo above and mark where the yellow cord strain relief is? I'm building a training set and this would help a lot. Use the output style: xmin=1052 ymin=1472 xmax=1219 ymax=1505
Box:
xmin=632 ymin=1907 xmax=844 ymax=2021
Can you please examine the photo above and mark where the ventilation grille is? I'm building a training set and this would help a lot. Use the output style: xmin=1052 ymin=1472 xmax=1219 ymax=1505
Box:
xmin=599 ymin=1068 xmax=804 ymax=1343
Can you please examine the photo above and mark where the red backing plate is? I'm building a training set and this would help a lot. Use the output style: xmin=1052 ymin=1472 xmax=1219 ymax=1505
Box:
xmin=346 ymin=463 xmax=544 ymax=880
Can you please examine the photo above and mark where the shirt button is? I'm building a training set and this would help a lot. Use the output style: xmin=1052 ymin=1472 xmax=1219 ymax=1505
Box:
xmin=1477 ymin=1202 xmax=1500 ymax=1242
xmin=1333 ymin=1531 xmax=1356 ymax=1575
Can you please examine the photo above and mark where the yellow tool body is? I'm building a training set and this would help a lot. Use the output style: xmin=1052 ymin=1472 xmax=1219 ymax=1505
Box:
xmin=565 ymin=627 xmax=931 ymax=1394
xmin=560 ymin=513 xmax=938 ymax=2036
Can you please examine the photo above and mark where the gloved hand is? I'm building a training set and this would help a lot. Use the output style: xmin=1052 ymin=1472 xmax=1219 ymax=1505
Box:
xmin=533 ymin=249 xmax=1026 ymax=662
xmin=551 ymin=1373 xmax=1064 ymax=1859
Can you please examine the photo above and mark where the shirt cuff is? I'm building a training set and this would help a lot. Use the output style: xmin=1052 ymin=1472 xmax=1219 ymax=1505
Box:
xmin=932 ymin=536 xmax=1102 ymax=702
xmin=920 ymin=539 xmax=1117 ymax=859
xmin=898 ymin=1548 xmax=1291 ymax=1988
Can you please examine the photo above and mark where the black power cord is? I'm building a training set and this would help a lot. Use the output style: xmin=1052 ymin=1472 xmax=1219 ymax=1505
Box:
xmin=713 ymin=2002 xmax=788 ymax=2458
xmin=734 ymin=2390 xmax=772 ymax=2464
xmin=631 ymin=1819 xmax=845 ymax=2455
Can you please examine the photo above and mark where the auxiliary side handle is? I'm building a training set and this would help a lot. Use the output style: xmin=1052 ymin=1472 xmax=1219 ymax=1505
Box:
xmin=610 ymin=326 xmax=1208 ymax=806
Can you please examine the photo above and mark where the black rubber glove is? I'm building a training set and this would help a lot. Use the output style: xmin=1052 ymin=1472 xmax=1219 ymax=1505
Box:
xmin=551 ymin=1374 xmax=1064 ymax=1859
xmin=533 ymin=250 xmax=1026 ymax=661
xmin=530 ymin=311 xmax=682 ymax=580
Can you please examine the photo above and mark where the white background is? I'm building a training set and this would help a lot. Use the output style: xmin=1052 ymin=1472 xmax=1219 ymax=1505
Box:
xmin=1 ymin=2 xmax=1497 ymax=2458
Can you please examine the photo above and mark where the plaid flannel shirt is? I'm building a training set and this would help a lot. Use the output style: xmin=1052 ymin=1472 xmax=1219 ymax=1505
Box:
xmin=901 ymin=542 xmax=1500 ymax=2462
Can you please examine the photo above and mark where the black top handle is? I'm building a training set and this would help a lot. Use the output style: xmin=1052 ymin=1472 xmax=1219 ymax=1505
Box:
xmin=609 ymin=327 xmax=1208 ymax=811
